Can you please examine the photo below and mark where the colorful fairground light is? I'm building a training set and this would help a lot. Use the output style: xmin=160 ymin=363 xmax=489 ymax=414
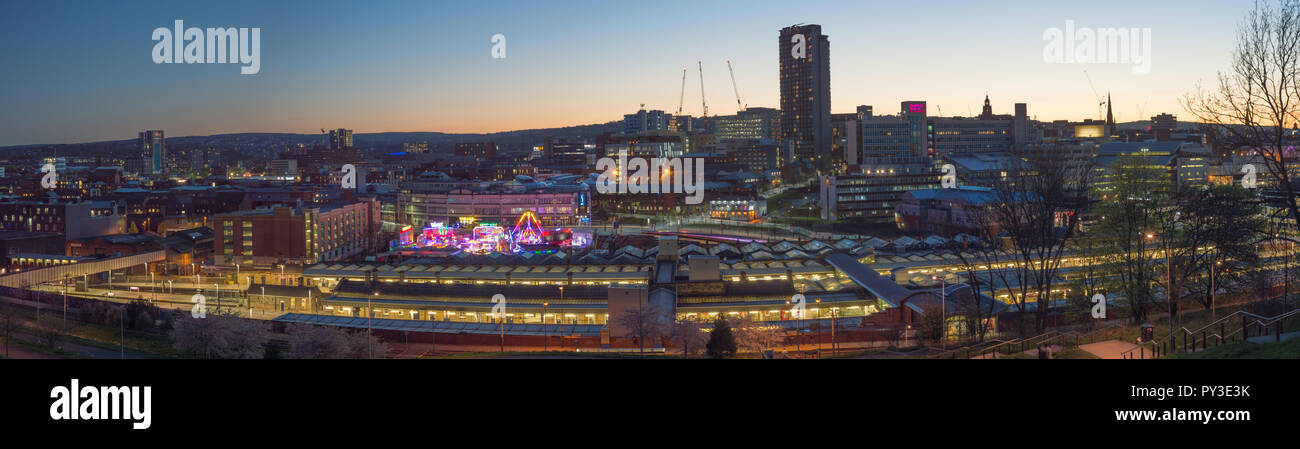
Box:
xmin=510 ymin=211 xmax=546 ymax=247
xmin=421 ymin=222 xmax=457 ymax=248
xmin=466 ymin=224 xmax=509 ymax=254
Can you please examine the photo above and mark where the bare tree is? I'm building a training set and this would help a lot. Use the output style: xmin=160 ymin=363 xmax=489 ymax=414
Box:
xmin=1089 ymin=154 xmax=1168 ymax=324
xmin=616 ymin=305 xmax=666 ymax=353
xmin=1183 ymin=0 xmax=1300 ymax=235
xmin=953 ymin=205 xmax=1011 ymax=342
xmin=666 ymin=316 xmax=708 ymax=358
xmin=983 ymin=146 xmax=1094 ymax=334
xmin=0 ymin=303 xmax=14 ymax=358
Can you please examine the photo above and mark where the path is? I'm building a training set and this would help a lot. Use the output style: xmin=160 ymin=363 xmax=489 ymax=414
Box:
xmin=1079 ymin=340 xmax=1140 ymax=359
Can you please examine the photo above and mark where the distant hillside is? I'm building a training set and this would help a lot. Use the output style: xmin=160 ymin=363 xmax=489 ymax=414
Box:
xmin=0 ymin=121 xmax=623 ymax=154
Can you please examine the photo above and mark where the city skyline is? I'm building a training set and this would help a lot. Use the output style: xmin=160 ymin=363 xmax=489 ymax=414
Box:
xmin=1 ymin=0 xmax=1244 ymax=147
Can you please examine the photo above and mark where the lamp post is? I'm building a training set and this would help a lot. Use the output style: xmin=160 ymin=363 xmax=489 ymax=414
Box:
xmin=214 ymin=283 xmax=220 ymax=313
xmin=167 ymin=280 xmax=173 ymax=295
xmin=543 ymin=301 xmax=550 ymax=352
xmin=62 ymin=274 xmax=68 ymax=325
xmin=150 ymin=272 xmax=155 ymax=304
xmin=369 ymin=291 xmax=377 ymax=358
xmin=933 ymin=274 xmax=947 ymax=351
xmin=1147 ymin=232 xmax=1174 ymax=342
xmin=1211 ymin=260 xmax=1220 ymax=323
xmin=815 ymin=298 xmax=822 ymax=356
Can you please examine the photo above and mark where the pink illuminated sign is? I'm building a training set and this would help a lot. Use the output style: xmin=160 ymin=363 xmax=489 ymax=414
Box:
xmin=908 ymin=104 xmax=925 ymax=114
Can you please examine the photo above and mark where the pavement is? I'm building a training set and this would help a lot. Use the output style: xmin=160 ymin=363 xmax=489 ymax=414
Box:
xmin=1079 ymin=340 xmax=1141 ymax=359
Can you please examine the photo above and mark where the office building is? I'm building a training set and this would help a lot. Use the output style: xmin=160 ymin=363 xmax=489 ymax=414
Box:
xmin=623 ymin=109 xmax=672 ymax=134
xmin=139 ymin=130 xmax=166 ymax=176
xmin=215 ymin=199 xmax=380 ymax=267
xmin=779 ymin=24 xmax=831 ymax=171
xmin=455 ymin=142 xmax=498 ymax=161
xmin=329 ymin=129 xmax=354 ymax=150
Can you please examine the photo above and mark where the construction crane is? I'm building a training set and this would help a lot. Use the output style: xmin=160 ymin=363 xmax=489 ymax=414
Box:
xmin=726 ymin=59 xmax=745 ymax=112
xmin=1083 ymin=69 xmax=1106 ymax=120
xmin=676 ymin=68 xmax=687 ymax=115
xmin=698 ymin=60 xmax=709 ymax=119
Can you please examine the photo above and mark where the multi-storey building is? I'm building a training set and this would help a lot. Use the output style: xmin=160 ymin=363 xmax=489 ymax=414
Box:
xmin=819 ymin=159 xmax=940 ymax=222
xmin=779 ymin=24 xmax=831 ymax=171
xmin=397 ymin=188 xmax=584 ymax=228
xmin=0 ymin=200 xmax=124 ymax=240
xmin=455 ymin=142 xmax=498 ymax=161
xmin=623 ymin=109 xmax=672 ymax=134
xmin=328 ymin=128 xmax=354 ymax=150
xmin=138 ymin=130 xmax=166 ymax=176
xmin=714 ymin=107 xmax=781 ymax=142
xmin=214 ymin=199 xmax=380 ymax=267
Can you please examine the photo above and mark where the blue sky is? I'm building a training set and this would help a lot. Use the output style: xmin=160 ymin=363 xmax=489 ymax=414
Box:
xmin=0 ymin=0 xmax=1250 ymax=146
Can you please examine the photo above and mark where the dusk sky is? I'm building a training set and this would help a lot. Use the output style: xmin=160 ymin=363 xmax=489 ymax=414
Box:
xmin=0 ymin=0 xmax=1249 ymax=147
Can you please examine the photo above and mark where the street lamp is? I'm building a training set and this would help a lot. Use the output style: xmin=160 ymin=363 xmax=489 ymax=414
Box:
xmin=369 ymin=291 xmax=378 ymax=358
xmin=62 ymin=274 xmax=68 ymax=325
xmin=933 ymin=274 xmax=947 ymax=351
xmin=1147 ymin=232 xmax=1174 ymax=340
xmin=815 ymin=298 xmax=822 ymax=356
xmin=1211 ymin=260 xmax=1221 ymax=323
xmin=543 ymin=301 xmax=549 ymax=351
xmin=214 ymin=283 xmax=220 ymax=313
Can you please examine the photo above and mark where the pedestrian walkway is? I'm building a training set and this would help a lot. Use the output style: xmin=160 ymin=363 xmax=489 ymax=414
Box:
xmin=1079 ymin=340 xmax=1139 ymax=359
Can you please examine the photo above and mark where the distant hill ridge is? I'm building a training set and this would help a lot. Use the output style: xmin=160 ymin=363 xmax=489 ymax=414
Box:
xmin=0 ymin=121 xmax=623 ymax=152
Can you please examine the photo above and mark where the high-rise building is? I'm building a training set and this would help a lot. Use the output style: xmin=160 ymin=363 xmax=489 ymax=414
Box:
xmin=779 ymin=24 xmax=831 ymax=171
xmin=328 ymin=128 xmax=354 ymax=150
xmin=138 ymin=130 xmax=165 ymax=176
xmin=622 ymin=109 xmax=672 ymax=134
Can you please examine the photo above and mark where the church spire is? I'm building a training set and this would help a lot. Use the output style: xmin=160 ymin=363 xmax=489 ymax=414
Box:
xmin=1105 ymin=92 xmax=1115 ymax=136
xmin=980 ymin=93 xmax=993 ymax=119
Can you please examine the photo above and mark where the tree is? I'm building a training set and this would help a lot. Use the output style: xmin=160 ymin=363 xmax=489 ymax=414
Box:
xmin=953 ymin=205 xmax=1011 ymax=342
xmin=0 ymin=303 xmax=12 ymax=357
xmin=1183 ymin=0 xmax=1300 ymax=236
xmin=731 ymin=316 xmax=786 ymax=358
xmin=1165 ymin=185 xmax=1265 ymax=316
xmin=284 ymin=324 xmax=387 ymax=359
xmin=1089 ymin=154 xmax=1170 ymax=324
xmin=171 ymin=311 xmax=270 ymax=359
xmin=983 ymin=145 xmax=1093 ymax=334
xmin=705 ymin=315 xmax=737 ymax=358
xmin=616 ymin=304 xmax=665 ymax=353
xmin=916 ymin=303 xmax=946 ymax=343
xmin=667 ymin=316 xmax=708 ymax=358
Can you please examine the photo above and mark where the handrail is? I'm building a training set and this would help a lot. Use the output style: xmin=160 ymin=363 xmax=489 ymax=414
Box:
xmin=931 ymin=322 xmax=1124 ymax=359
xmin=1120 ymin=308 xmax=1300 ymax=357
